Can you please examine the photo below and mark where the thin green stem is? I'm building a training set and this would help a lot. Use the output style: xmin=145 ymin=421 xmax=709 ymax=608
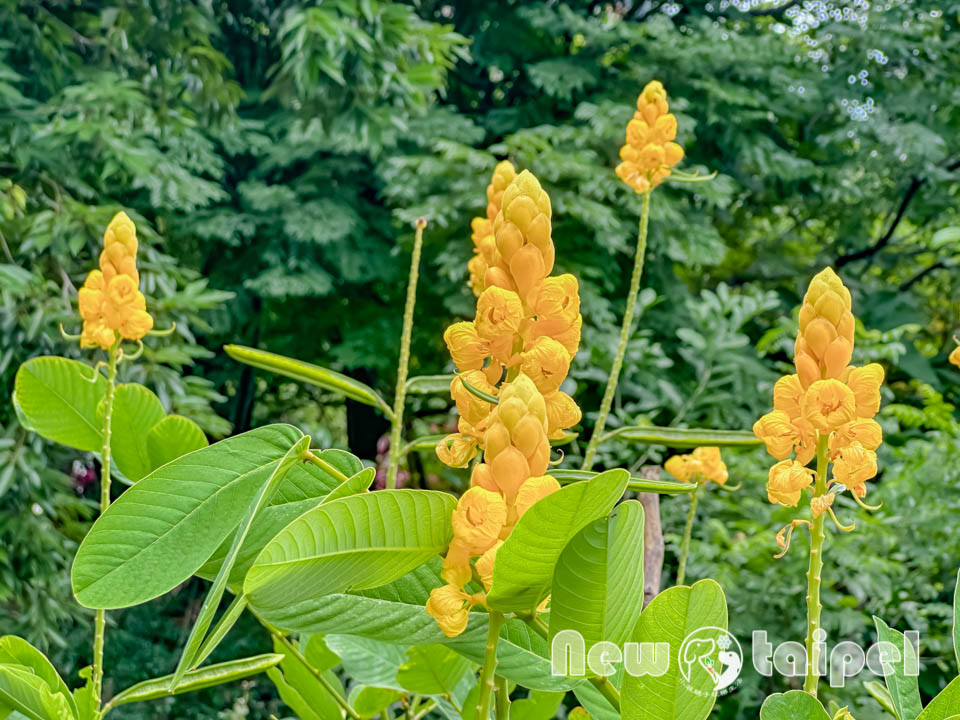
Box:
xmin=676 ymin=481 xmax=702 ymax=586
xmin=305 ymin=450 xmax=351 ymax=484
xmin=804 ymin=434 xmax=830 ymax=697
xmin=476 ymin=612 xmax=505 ymax=720
xmin=92 ymin=342 xmax=120 ymax=710
xmin=387 ymin=218 xmax=426 ymax=489
xmin=411 ymin=699 xmax=436 ymax=720
xmin=270 ymin=629 xmax=360 ymax=720
xmin=582 ymin=191 xmax=651 ymax=470
xmin=494 ymin=675 xmax=510 ymax=720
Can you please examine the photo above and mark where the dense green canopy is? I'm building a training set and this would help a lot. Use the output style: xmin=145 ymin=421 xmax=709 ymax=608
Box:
xmin=1 ymin=1 xmax=958 ymax=718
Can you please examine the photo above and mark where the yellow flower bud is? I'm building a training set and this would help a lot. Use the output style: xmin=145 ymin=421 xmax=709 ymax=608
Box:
xmin=810 ymin=492 xmax=835 ymax=519
xmin=766 ymin=460 xmax=815 ymax=507
xmin=450 ymin=371 xmax=498 ymax=427
xmin=452 ymin=486 xmax=508 ymax=555
xmin=103 ymin=211 xmax=138 ymax=255
xmin=467 ymin=253 xmax=487 ymax=297
xmin=515 ymin=475 xmax=560 ymax=518
xmin=470 ymin=463 xmax=499 ymax=494
xmin=795 ymin=268 xmax=855 ymax=386
xmin=493 ymin=170 xmax=555 ymax=282
xmin=845 ymin=364 xmax=884 ymax=418
xmin=443 ymin=321 xmax=489 ymax=372
xmin=425 ymin=584 xmax=472 ymax=638
xmin=801 ymin=379 xmax=856 ymax=433
xmin=475 ymin=540 xmax=502 ymax=591
xmin=519 ymin=337 xmax=571 ymax=394
xmin=486 ymin=161 xmax=517 ymax=224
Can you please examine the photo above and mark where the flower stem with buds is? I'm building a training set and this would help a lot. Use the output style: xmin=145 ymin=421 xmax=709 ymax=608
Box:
xmin=387 ymin=218 xmax=426 ymax=490
xmin=582 ymin=190 xmax=651 ymax=470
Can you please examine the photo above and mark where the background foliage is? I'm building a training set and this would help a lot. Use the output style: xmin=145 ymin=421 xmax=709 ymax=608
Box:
xmin=1 ymin=1 xmax=958 ymax=718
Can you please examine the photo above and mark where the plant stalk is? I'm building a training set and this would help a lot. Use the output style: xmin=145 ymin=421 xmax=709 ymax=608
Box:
xmin=676 ymin=481 xmax=702 ymax=586
xmin=387 ymin=218 xmax=426 ymax=489
xmin=804 ymin=434 xmax=830 ymax=697
xmin=582 ymin=191 xmax=651 ymax=470
xmin=476 ymin=612 xmax=505 ymax=720
xmin=494 ymin=675 xmax=510 ymax=720
xmin=92 ymin=342 xmax=120 ymax=710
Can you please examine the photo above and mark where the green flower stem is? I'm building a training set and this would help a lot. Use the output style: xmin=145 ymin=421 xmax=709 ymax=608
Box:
xmin=804 ymin=434 xmax=830 ymax=697
xmin=387 ymin=218 xmax=426 ymax=490
xmin=676 ymin=481 xmax=702 ymax=586
xmin=270 ymin=627 xmax=360 ymax=720
xmin=92 ymin=342 xmax=120 ymax=710
xmin=476 ymin=611 xmax=505 ymax=720
xmin=582 ymin=190 xmax=651 ymax=470
xmin=494 ymin=675 xmax=510 ymax=720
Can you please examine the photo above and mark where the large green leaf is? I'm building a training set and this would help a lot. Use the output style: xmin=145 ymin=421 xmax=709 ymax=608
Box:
xmin=326 ymin=636 xmax=408 ymax=690
xmin=621 ymin=579 xmax=729 ymax=720
xmin=72 ymin=424 xmax=306 ymax=609
xmin=486 ymin=469 xmax=629 ymax=613
xmin=104 ymin=654 xmax=283 ymax=710
xmin=874 ymin=617 xmax=923 ymax=720
xmin=549 ymin=500 xmax=645 ymax=656
xmin=759 ymin=691 xmax=831 ymax=720
xmin=396 ymin=645 xmax=473 ymax=695
xmin=245 ymin=489 xmax=457 ymax=611
xmin=551 ymin=469 xmax=695 ymax=495
xmin=224 ymin=344 xmax=393 ymax=418
xmin=0 ymin=637 xmax=76 ymax=720
xmin=602 ymin=425 xmax=761 ymax=448
xmin=146 ymin=415 xmax=208 ymax=470
xmin=170 ymin=434 xmax=311 ymax=687
xmin=13 ymin=357 xmax=106 ymax=452
xmin=0 ymin=638 xmax=74 ymax=718
xmin=110 ymin=383 xmax=166 ymax=482
xmin=917 ymin=676 xmax=960 ymax=719
xmin=351 ymin=686 xmax=405 ymax=718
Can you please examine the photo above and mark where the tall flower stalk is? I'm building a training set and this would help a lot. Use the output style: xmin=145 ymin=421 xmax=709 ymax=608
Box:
xmin=754 ymin=267 xmax=885 ymax=698
xmin=581 ymin=81 xmax=685 ymax=470
xmin=386 ymin=217 xmax=427 ymax=490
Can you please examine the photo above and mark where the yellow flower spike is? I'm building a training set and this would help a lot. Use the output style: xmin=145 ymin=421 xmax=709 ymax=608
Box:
xmin=425 ymin=584 xmax=472 ymax=638
xmin=451 ymin=487 xmax=509 ymax=555
xmin=801 ymin=379 xmax=857 ymax=433
xmin=443 ymin=321 xmax=489 ymax=373
xmin=845 ymin=364 xmax=885 ymax=418
xmin=519 ymin=336 xmax=571 ymax=394
xmin=617 ymin=81 xmax=685 ymax=194
xmin=766 ymin=460 xmax=816 ymax=507
xmin=543 ymin=390 xmax=581 ymax=439
xmin=514 ymin=475 xmax=561 ymax=518
xmin=492 ymin=170 xmax=555 ymax=297
xmin=475 ymin=540 xmax=503 ymax=591
xmin=832 ymin=442 xmax=878 ymax=494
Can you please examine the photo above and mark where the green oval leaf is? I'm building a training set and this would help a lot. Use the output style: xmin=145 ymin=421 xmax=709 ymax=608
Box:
xmin=918 ymin=676 xmax=960 ymax=719
xmin=874 ymin=616 xmax=923 ymax=720
xmin=105 ymin=654 xmax=283 ymax=710
xmin=551 ymin=469 xmax=695 ymax=496
xmin=602 ymin=425 xmax=761 ymax=448
xmin=72 ymin=424 xmax=306 ymax=609
xmin=550 ymin=500 xmax=645 ymax=653
xmin=0 ymin=637 xmax=76 ymax=720
xmin=0 ymin=666 xmax=74 ymax=720
xmin=244 ymin=489 xmax=457 ymax=611
xmin=13 ymin=357 xmax=106 ymax=452
xmin=110 ymin=383 xmax=166 ymax=482
xmin=351 ymin=686 xmax=405 ymax=718
xmin=486 ymin=469 xmax=629 ymax=613
xmin=759 ymin=691 xmax=831 ymax=720
xmin=146 ymin=415 xmax=208 ymax=471
xmin=622 ymin=579 xmax=729 ymax=720
xmin=396 ymin=645 xmax=473 ymax=695
xmin=224 ymin=345 xmax=393 ymax=418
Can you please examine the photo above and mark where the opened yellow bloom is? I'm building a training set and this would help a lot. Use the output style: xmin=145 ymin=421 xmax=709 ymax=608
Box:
xmin=802 ymin=379 xmax=856 ymax=433
xmin=664 ymin=454 xmax=694 ymax=483
xmin=519 ymin=337 xmax=571 ymax=394
xmin=767 ymin=460 xmax=815 ymax=507
xmin=773 ymin=374 xmax=805 ymax=419
xmin=475 ymin=286 xmax=524 ymax=362
xmin=543 ymin=390 xmax=581 ymax=439
xmin=691 ymin=446 xmax=728 ymax=486
xmin=832 ymin=443 xmax=878 ymax=494
xmin=753 ymin=410 xmax=816 ymax=463
xmin=452 ymin=486 xmax=508 ymax=555
xmin=435 ymin=433 xmax=479 ymax=468
xmin=443 ymin=322 xmax=489 ymax=372
xmin=830 ymin=419 xmax=882 ymax=456
xmin=845 ymin=364 xmax=884 ymax=418
xmin=425 ymin=584 xmax=472 ymax=638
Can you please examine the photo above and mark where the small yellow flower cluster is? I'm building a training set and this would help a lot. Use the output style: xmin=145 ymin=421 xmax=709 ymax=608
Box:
xmin=467 ymin=161 xmax=517 ymax=296
xmin=754 ymin=268 xmax=884 ymax=513
xmin=77 ymin=212 xmax=153 ymax=350
xmin=427 ymin=374 xmax=559 ymax=637
xmin=437 ymin=170 xmax=582 ymax=468
xmin=664 ymin=446 xmax=728 ymax=486
xmin=616 ymin=81 xmax=685 ymax=194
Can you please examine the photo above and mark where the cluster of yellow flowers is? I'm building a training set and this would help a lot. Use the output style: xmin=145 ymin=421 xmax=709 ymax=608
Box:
xmin=753 ymin=268 xmax=884 ymax=514
xmin=437 ymin=168 xmax=582 ymax=468
xmin=615 ymin=81 xmax=685 ymax=194
xmin=427 ymin=169 xmax=581 ymax=638
xmin=664 ymin=446 xmax=728 ymax=486
xmin=78 ymin=212 xmax=153 ymax=350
